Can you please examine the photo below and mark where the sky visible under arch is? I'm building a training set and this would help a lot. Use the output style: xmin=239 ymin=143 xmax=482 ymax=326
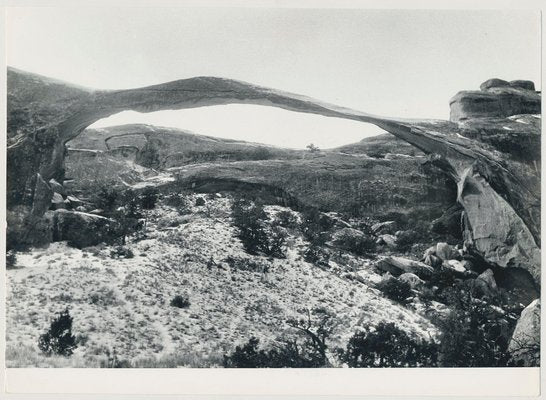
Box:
xmin=6 ymin=7 xmax=541 ymax=149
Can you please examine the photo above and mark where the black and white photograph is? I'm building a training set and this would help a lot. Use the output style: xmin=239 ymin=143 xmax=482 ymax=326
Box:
xmin=2 ymin=2 xmax=542 ymax=394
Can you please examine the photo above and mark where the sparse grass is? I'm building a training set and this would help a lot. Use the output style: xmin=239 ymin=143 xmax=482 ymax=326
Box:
xmin=6 ymin=344 xmax=98 ymax=368
xmin=6 ymin=195 xmax=437 ymax=368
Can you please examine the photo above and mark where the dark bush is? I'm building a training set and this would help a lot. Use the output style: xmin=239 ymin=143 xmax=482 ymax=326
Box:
xmin=303 ymin=244 xmax=330 ymax=267
xmin=140 ymin=187 xmax=159 ymax=210
xmin=340 ymin=322 xmax=438 ymax=367
xmin=95 ymin=186 xmax=119 ymax=212
xmin=170 ymin=295 xmax=191 ymax=309
xmin=164 ymin=193 xmax=192 ymax=214
xmin=395 ymin=229 xmax=420 ymax=252
xmin=223 ymin=336 xmax=325 ymax=368
xmin=300 ymin=208 xmax=334 ymax=245
xmin=231 ymin=199 xmax=286 ymax=258
xmin=110 ymin=246 xmax=134 ymax=259
xmin=38 ymin=308 xmax=77 ymax=356
xmin=435 ymin=285 xmax=513 ymax=367
xmin=274 ymin=210 xmax=299 ymax=229
xmin=224 ymin=256 xmax=268 ymax=273
xmin=332 ymin=230 xmax=375 ymax=256
xmin=377 ymin=277 xmax=413 ymax=303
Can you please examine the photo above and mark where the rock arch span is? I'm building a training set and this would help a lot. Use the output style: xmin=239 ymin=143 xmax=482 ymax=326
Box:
xmin=7 ymin=67 xmax=540 ymax=284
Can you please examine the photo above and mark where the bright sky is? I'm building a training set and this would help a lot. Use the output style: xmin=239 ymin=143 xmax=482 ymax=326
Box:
xmin=6 ymin=7 xmax=541 ymax=148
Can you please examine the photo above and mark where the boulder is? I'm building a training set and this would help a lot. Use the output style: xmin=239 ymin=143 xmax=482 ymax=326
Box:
xmin=509 ymin=80 xmax=535 ymax=91
xmin=479 ymin=78 xmax=510 ymax=91
xmin=324 ymin=212 xmax=352 ymax=229
xmin=330 ymin=228 xmax=373 ymax=252
xmin=398 ymin=272 xmax=425 ymax=289
xmin=375 ymin=256 xmax=434 ymax=279
xmin=50 ymin=192 xmax=66 ymax=210
xmin=6 ymin=206 xmax=54 ymax=248
xmin=423 ymin=245 xmax=436 ymax=258
xmin=441 ymin=259 xmax=467 ymax=278
xmin=377 ymin=234 xmax=397 ymax=249
xmin=66 ymin=195 xmax=83 ymax=207
xmin=371 ymin=221 xmax=397 ymax=235
xmin=424 ymin=254 xmax=442 ymax=268
xmin=195 ymin=197 xmax=206 ymax=206
xmin=89 ymin=209 xmax=105 ymax=215
xmin=48 ymin=178 xmax=66 ymax=196
xmin=508 ymin=299 xmax=540 ymax=366
xmin=477 ymin=268 xmax=498 ymax=290
xmin=473 ymin=269 xmax=498 ymax=298
xmin=436 ymin=242 xmax=459 ymax=261
xmin=52 ymin=209 xmax=120 ymax=248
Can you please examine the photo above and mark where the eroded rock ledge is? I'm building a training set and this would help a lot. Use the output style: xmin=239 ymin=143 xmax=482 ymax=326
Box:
xmin=6 ymin=67 xmax=540 ymax=287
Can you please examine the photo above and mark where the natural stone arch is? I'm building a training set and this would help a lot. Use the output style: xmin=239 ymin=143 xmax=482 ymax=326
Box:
xmin=6 ymin=68 xmax=540 ymax=285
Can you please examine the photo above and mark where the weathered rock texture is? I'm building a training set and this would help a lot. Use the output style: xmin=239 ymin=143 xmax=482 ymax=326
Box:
xmin=450 ymin=79 xmax=540 ymax=121
xmin=508 ymin=299 xmax=540 ymax=366
xmin=6 ymin=68 xmax=540 ymax=289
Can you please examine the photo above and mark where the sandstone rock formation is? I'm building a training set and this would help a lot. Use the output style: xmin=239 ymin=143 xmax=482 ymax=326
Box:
xmin=508 ymin=299 xmax=540 ymax=366
xmin=6 ymin=68 xmax=540 ymax=290
xmin=450 ymin=79 xmax=540 ymax=121
xmin=51 ymin=209 xmax=119 ymax=249
xmin=375 ymin=256 xmax=434 ymax=279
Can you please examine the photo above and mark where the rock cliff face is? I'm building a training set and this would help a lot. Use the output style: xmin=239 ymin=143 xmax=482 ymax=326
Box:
xmin=6 ymin=67 xmax=540 ymax=288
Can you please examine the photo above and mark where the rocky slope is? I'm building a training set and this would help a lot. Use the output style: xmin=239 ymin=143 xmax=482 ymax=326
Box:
xmin=63 ymin=124 xmax=456 ymax=227
xmin=7 ymin=67 xmax=541 ymax=291
xmin=6 ymin=195 xmax=437 ymax=367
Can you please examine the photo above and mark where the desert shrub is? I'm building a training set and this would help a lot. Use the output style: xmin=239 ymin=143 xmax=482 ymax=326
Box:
xmin=38 ymin=308 xmax=77 ymax=357
xmin=303 ymin=244 xmax=330 ymax=267
xmin=164 ymin=193 xmax=192 ymax=214
xmin=140 ymin=187 xmax=159 ymax=209
xmin=351 ymin=217 xmax=376 ymax=235
xmin=300 ymin=208 xmax=334 ymax=245
xmin=121 ymin=189 xmax=143 ymax=217
xmin=223 ymin=336 xmax=325 ymax=368
xmin=395 ymin=229 xmax=420 ymax=252
xmin=339 ymin=322 xmax=438 ymax=367
xmin=89 ymin=287 xmax=123 ymax=307
xmin=306 ymin=143 xmax=320 ymax=153
xmin=224 ymin=256 xmax=269 ymax=273
xmin=274 ymin=210 xmax=299 ymax=229
xmin=170 ymin=295 xmax=191 ymax=309
xmin=110 ymin=245 xmax=134 ymax=259
xmin=332 ymin=230 xmax=375 ymax=256
xmin=231 ymin=199 xmax=286 ymax=258
xmin=435 ymin=285 xmax=513 ymax=367
xmin=95 ymin=186 xmax=119 ymax=212
xmin=6 ymin=250 xmax=17 ymax=270
xmin=286 ymin=307 xmax=337 ymax=367
xmin=427 ymin=267 xmax=458 ymax=292
xmin=110 ymin=190 xmax=145 ymax=244
xmin=263 ymin=226 xmax=288 ymax=258
xmin=377 ymin=277 xmax=413 ymax=303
